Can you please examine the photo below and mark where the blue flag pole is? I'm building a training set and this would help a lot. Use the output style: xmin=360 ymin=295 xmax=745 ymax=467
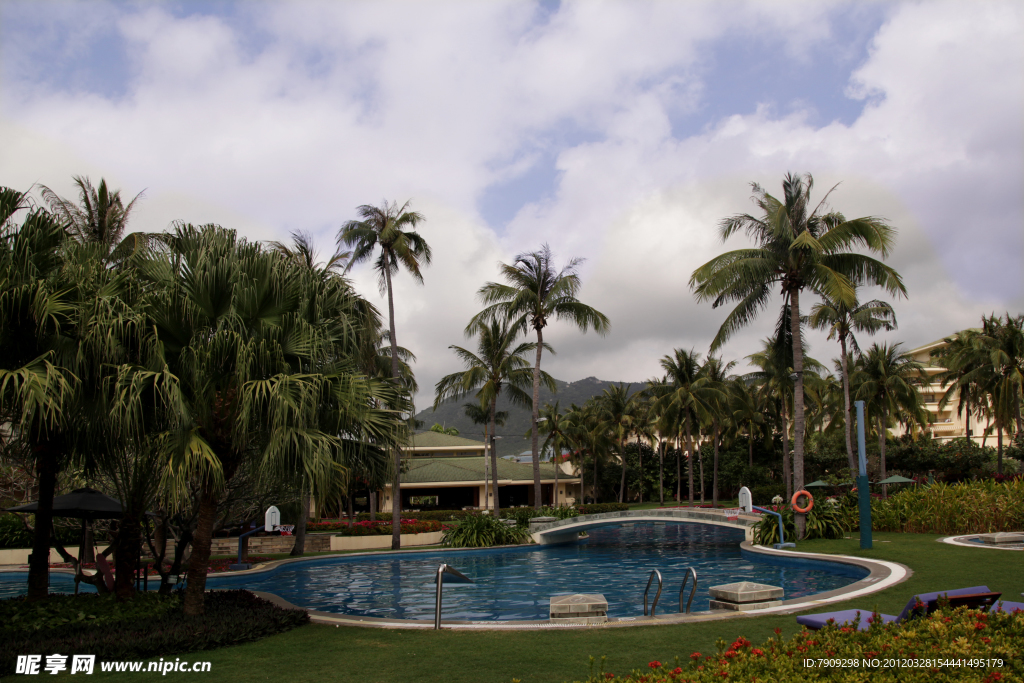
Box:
xmin=855 ymin=400 xmax=872 ymax=549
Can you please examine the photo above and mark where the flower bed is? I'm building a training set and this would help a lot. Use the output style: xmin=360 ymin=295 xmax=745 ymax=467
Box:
xmin=575 ymin=604 xmax=1023 ymax=683
xmin=308 ymin=519 xmax=447 ymax=536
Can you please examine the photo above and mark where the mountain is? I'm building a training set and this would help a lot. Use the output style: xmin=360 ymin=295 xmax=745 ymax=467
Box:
xmin=414 ymin=376 xmax=643 ymax=457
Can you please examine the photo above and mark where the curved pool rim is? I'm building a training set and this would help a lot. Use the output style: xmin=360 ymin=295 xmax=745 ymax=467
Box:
xmin=210 ymin=540 xmax=909 ymax=630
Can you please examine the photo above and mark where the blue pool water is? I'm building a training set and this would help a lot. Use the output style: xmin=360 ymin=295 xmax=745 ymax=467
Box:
xmin=207 ymin=524 xmax=866 ymax=620
xmin=0 ymin=525 xmax=868 ymax=619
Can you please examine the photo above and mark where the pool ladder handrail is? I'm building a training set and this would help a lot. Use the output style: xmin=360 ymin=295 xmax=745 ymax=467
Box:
xmin=643 ymin=569 xmax=663 ymax=616
xmin=679 ymin=567 xmax=697 ymax=613
xmin=434 ymin=563 xmax=474 ymax=629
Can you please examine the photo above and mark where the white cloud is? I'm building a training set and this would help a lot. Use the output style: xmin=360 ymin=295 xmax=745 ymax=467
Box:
xmin=0 ymin=0 xmax=1020 ymax=408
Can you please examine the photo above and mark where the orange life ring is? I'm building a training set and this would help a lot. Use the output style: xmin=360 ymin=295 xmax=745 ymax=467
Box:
xmin=791 ymin=490 xmax=814 ymax=514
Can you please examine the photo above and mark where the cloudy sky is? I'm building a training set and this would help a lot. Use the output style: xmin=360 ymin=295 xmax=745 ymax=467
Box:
xmin=2 ymin=0 xmax=1022 ymax=408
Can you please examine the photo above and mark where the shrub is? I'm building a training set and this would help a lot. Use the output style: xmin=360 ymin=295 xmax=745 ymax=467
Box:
xmin=441 ymin=514 xmax=529 ymax=547
xmin=499 ymin=505 xmax=581 ymax=527
xmin=751 ymin=502 xmax=847 ymax=545
xmin=0 ymin=590 xmax=309 ymax=676
xmin=748 ymin=483 xmax=788 ymax=507
xmin=307 ymin=519 xmax=444 ymax=536
xmin=577 ymin=503 xmax=629 ymax=515
xmin=318 ymin=509 xmax=476 ymax=524
xmin=1 ymin=592 xmax=181 ymax=634
xmin=575 ymin=603 xmax=1023 ymax=683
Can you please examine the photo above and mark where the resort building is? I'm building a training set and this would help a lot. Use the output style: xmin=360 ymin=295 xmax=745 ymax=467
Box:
xmin=905 ymin=335 xmax=1010 ymax=444
xmin=379 ymin=431 xmax=583 ymax=512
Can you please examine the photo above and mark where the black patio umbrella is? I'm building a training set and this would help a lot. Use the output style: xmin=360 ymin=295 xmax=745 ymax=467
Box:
xmin=6 ymin=487 xmax=122 ymax=520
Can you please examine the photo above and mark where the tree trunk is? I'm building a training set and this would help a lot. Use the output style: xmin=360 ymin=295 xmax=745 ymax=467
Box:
xmin=698 ymin=443 xmax=705 ymax=504
xmin=712 ymin=423 xmax=720 ymax=508
xmin=686 ymin=421 xmax=694 ymax=505
xmin=637 ymin=446 xmax=643 ymax=505
xmin=531 ymin=327 xmax=544 ymax=509
xmin=27 ymin=442 xmax=59 ymax=602
xmin=553 ymin=437 xmax=559 ymax=507
xmin=592 ymin=448 xmax=599 ymax=503
xmin=840 ymin=334 xmax=857 ymax=480
xmin=347 ymin=494 xmax=354 ymax=526
xmin=748 ymin=421 xmax=754 ymax=468
xmin=675 ymin=435 xmax=681 ymax=503
xmin=291 ymin=486 xmax=309 ymax=556
xmin=183 ymin=483 xmax=219 ymax=616
xmin=369 ymin=491 xmax=376 ymax=523
xmin=781 ymin=400 xmax=792 ymax=501
xmin=113 ymin=513 xmax=142 ymax=600
xmin=658 ymin=440 xmax=664 ymax=506
xmin=484 ymin=421 xmax=491 ymax=510
xmin=878 ymin=414 xmax=888 ymax=499
xmin=490 ymin=397 xmax=501 ymax=517
xmin=618 ymin=436 xmax=626 ymax=504
xmin=383 ymin=258 xmax=403 ymax=551
xmin=790 ymin=288 xmax=807 ymax=538
xmin=997 ymin=420 xmax=1003 ymax=475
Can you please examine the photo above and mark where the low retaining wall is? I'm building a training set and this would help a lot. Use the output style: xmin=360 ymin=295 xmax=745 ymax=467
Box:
xmin=0 ymin=548 xmax=36 ymax=565
xmin=209 ymin=534 xmax=332 ymax=556
xmin=330 ymin=531 xmax=444 ymax=551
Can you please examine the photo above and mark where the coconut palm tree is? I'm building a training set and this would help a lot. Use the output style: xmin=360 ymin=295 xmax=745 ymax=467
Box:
xmin=339 ymin=199 xmax=430 ymax=548
xmin=563 ymin=399 xmax=612 ymax=503
xmin=699 ymin=357 xmax=734 ymax=508
xmin=598 ymin=383 xmax=639 ymax=503
xmin=655 ymin=349 xmax=719 ymax=504
xmin=433 ymin=319 xmax=552 ymax=516
xmin=644 ymin=377 xmax=673 ymax=505
xmin=932 ymin=329 xmax=989 ymax=444
xmin=471 ymin=245 xmax=609 ymax=509
xmin=810 ymin=293 xmax=896 ymax=479
xmin=466 ymin=401 xmax=508 ymax=509
xmin=729 ymin=377 xmax=765 ymax=469
xmin=690 ymin=173 xmax=904 ymax=535
xmin=536 ymin=401 xmax=569 ymax=506
xmin=853 ymin=342 xmax=926 ymax=495
xmin=40 ymin=176 xmax=148 ymax=266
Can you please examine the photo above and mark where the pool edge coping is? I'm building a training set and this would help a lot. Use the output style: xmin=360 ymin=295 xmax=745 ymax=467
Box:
xmin=939 ymin=535 xmax=1024 ymax=551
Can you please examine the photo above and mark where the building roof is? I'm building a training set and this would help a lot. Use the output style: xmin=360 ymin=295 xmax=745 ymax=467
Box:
xmin=401 ymin=456 xmax=576 ymax=485
xmin=404 ymin=431 xmax=486 ymax=450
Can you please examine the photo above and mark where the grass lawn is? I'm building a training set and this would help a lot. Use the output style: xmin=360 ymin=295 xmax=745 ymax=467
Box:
xmin=85 ymin=533 xmax=1023 ymax=683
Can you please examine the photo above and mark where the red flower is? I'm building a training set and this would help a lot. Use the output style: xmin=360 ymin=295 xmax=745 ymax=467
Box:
xmin=605 ymin=673 xmax=614 ymax=680
xmin=690 ymin=653 xmax=701 ymax=660
xmin=672 ymin=668 xmax=683 ymax=674
xmin=751 ymin=649 xmax=764 ymax=657
xmin=773 ymin=628 xmax=781 ymax=635
xmin=981 ymin=637 xmax=991 ymax=644
xmin=649 ymin=661 xmax=662 ymax=669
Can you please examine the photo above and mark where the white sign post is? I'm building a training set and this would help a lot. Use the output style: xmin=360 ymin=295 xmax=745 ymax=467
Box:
xmin=265 ymin=506 xmax=280 ymax=532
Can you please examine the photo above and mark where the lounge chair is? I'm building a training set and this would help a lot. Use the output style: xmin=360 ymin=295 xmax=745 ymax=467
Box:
xmin=796 ymin=586 xmax=999 ymax=631
xmin=992 ymin=600 xmax=1024 ymax=613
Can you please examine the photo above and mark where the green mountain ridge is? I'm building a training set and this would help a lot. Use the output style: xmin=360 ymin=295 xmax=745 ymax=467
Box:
xmin=415 ymin=376 xmax=643 ymax=457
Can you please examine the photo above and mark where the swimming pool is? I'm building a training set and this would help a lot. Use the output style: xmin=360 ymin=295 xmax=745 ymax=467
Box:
xmin=205 ymin=523 xmax=868 ymax=620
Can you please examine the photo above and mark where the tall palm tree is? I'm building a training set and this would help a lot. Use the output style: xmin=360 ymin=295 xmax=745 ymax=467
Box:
xmin=644 ymin=377 xmax=673 ymax=505
xmin=471 ymin=245 xmax=609 ymax=509
xmin=656 ymin=349 xmax=719 ymax=504
xmin=933 ymin=329 xmax=988 ymax=444
xmin=599 ymin=383 xmax=639 ymax=503
xmin=339 ymin=199 xmax=430 ymax=548
xmin=536 ymin=401 xmax=569 ymax=506
xmin=690 ymin=172 xmax=904 ymax=536
xmin=729 ymin=377 xmax=765 ymax=469
xmin=853 ymin=342 xmax=926 ymax=495
xmin=563 ymin=399 xmax=612 ymax=503
xmin=40 ymin=176 xmax=148 ymax=266
xmin=699 ymin=357 xmax=735 ymax=508
xmin=433 ymin=319 xmax=552 ymax=516
xmin=810 ymin=293 xmax=896 ymax=479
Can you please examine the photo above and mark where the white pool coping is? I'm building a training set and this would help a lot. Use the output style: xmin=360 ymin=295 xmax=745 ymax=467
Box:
xmin=939 ymin=535 xmax=1024 ymax=551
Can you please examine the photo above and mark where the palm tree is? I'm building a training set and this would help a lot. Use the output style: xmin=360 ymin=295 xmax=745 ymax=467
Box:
xmin=131 ymin=223 xmax=406 ymax=614
xmin=644 ymin=377 xmax=673 ymax=505
xmin=471 ymin=245 xmax=609 ymax=509
xmin=465 ymin=401 xmax=508 ymax=509
xmin=40 ymin=176 xmax=148 ymax=266
xmin=339 ymin=199 xmax=430 ymax=548
xmin=699 ymin=357 xmax=734 ymax=508
xmin=599 ymin=383 xmax=639 ymax=503
xmin=933 ymin=329 xmax=989 ymax=444
xmin=655 ymin=349 xmax=719 ymax=504
xmin=433 ymin=319 xmax=552 ymax=516
xmin=729 ymin=377 xmax=765 ymax=469
xmin=536 ymin=401 xmax=569 ymax=506
xmin=810 ymin=293 xmax=896 ymax=479
xmin=564 ymin=399 xmax=613 ymax=503
xmin=853 ymin=342 xmax=926 ymax=495
xmin=690 ymin=173 xmax=904 ymax=536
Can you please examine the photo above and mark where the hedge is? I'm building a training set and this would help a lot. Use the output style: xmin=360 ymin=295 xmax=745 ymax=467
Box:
xmin=1 ymin=590 xmax=308 ymax=676
xmin=576 ymin=603 xmax=1023 ymax=683
xmin=306 ymin=519 xmax=445 ymax=536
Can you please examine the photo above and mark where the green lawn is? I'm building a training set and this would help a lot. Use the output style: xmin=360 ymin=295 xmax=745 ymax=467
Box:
xmin=88 ymin=533 xmax=1022 ymax=683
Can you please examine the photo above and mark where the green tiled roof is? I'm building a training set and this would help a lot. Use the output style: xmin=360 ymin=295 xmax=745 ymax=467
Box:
xmin=404 ymin=431 xmax=486 ymax=449
xmin=401 ymin=457 xmax=574 ymax=484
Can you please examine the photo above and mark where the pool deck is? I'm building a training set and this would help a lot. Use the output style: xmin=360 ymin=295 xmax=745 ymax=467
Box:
xmin=940 ymin=534 xmax=1024 ymax=551
xmin=236 ymin=541 xmax=910 ymax=630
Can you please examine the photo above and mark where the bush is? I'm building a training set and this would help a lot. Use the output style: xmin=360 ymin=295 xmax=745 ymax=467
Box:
xmin=441 ymin=514 xmax=529 ymax=547
xmin=859 ymin=479 xmax=1024 ymax=534
xmin=1 ymin=592 xmax=181 ymax=634
xmin=0 ymin=513 xmax=81 ymax=549
xmin=320 ymin=509 xmax=476 ymax=524
xmin=577 ymin=503 xmax=629 ymax=515
xmin=0 ymin=590 xmax=309 ymax=676
xmin=575 ymin=603 xmax=1023 ymax=683
xmin=748 ymin=483 xmax=788 ymax=507
xmin=307 ymin=519 xmax=445 ymax=536
xmin=751 ymin=501 xmax=847 ymax=544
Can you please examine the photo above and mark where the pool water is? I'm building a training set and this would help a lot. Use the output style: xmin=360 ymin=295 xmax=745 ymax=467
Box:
xmin=205 ymin=523 xmax=867 ymax=620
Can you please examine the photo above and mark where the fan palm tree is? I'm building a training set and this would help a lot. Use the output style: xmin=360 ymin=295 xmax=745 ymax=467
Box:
xmin=853 ymin=342 xmax=926 ymax=495
xmin=339 ymin=199 xmax=430 ymax=548
xmin=40 ymin=176 xmax=148 ymax=266
xmin=433 ymin=319 xmax=552 ymax=516
xmin=128 ymin=223 xmax=406 ymax=615
xmin=471 ymin=245 xmax=610 ymax=509
xmin=690 ymin=173 xmax=905 ymax=535
xmin=810 ymin=293 xmax=896 ymax=478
